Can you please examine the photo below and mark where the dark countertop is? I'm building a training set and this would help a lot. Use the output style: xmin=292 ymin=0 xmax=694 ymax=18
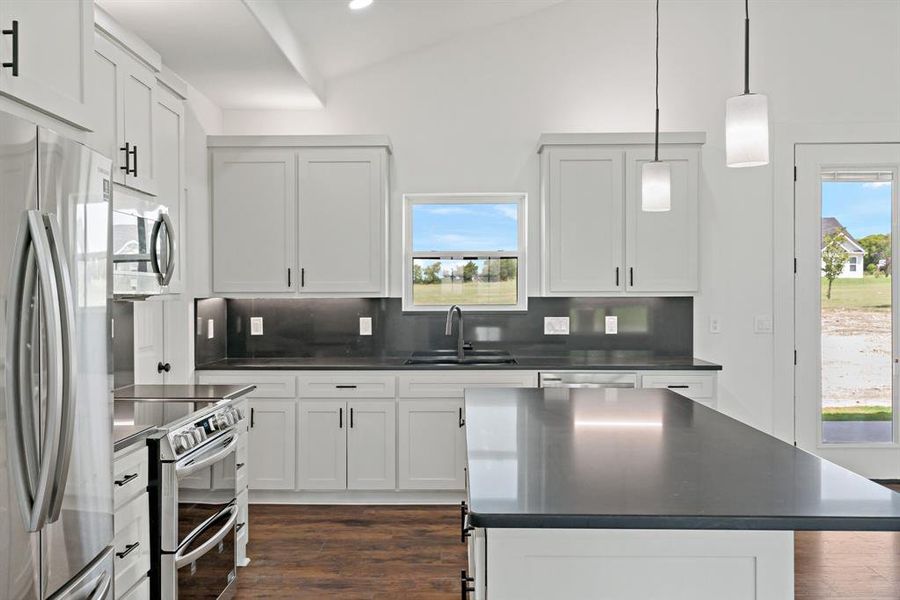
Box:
xmin=464 ymin=387 xmax=900 ymax=531
xmin=113 ymin=424 xmax=156 ymax=453
xmin=195 ymin=352 xmax=721 ymax=371
xmin=113 ymin=384 xmax=256 ymax=402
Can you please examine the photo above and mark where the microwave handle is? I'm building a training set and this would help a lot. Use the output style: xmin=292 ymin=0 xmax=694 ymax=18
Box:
xmin=149 ymin=217 xmax=163 ymax=282
xmin=159 ymin=212 xmax=175 ymax=286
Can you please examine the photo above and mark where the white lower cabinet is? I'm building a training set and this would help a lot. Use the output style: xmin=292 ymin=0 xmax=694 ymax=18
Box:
xmin=639 ymin=371 xmax=718 ymax=409
xmin=298 ymin=401 xmax=347 ymax=490
xmin=247 ymin=399 xmax=296 ymax=490
xmin=347 ymin=400 xmax=396 ymax=490
xmin=113 ymin=445 xmax=150 ymax=600
xmin=398 ymin=400 xmax=466 ymax=490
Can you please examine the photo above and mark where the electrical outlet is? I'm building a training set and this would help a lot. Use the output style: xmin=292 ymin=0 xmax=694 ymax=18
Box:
xmin=544 ymin=317 xmax=569 ymax=335
xmin=605 ymin=315 xmax=618 ymax=334
xmin=207 ymin=319 xmax=215 ymax=339
xmin=359 ymin=317 xmax=373 ymax=336
xmin=250 ymin=317 xmax=264 ymax=336
xmin=709 ymin=316 xmax=722 ymax=334
xmin=754 ymin=315 xmax=773 ymax=334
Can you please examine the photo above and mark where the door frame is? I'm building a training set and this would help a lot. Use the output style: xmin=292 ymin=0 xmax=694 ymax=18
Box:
xmin=771 ymin=122 xmax=900 ymax=458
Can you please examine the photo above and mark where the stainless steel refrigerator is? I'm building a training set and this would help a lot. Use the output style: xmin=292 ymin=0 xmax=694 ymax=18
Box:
xmin=1 ymin=111 xmax=115 ymax=599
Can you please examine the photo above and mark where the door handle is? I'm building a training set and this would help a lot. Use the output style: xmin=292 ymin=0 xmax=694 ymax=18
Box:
xmin=629 ymin=267 xmax=634 ymax=287
xmin=458 ymin=407 xmax=465 ymax=428
xmin=2 ymin=20 xmax=19 ymax=76
xmin=115 ymin=542 xmax=140 ymax=560
xmin=6 ymin=211 xmax=65 ymax=532
xmin=158 ymin=362 xmax=171 ymax=373
xmin=250 ymin=407 xmax=255 ymax=428
xmin=175 ymin=504 xmax=238 ymax=569
xmin=114 ymin=473 xmax=139 ymax=487
xmin=339 ymin=407 xmax=343 ymax=429
xmin=616 ymin=267 xmax=620 ymax=286
xmin=350 ymin=407 xmax=354 ymax=428
xmin=130 ymin=145 xmax=138 ymax=177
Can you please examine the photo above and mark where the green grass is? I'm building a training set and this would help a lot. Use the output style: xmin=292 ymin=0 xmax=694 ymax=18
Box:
xmin=822 ymin=406 xmax=893 ymax=421
xmin=413 ymin=278 xmax=517 ymax=305
xmin=822 ymin=274 xmax=891 ymax=311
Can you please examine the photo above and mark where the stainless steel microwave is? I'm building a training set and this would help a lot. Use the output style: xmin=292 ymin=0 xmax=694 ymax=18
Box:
xmin=112 ymin=190 xmax=176 ymax=297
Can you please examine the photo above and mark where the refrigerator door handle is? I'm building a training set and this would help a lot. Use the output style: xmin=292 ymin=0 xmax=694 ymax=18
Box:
xmin=85 ymin=571 xmax=112 ymax=600
xmin=5 ymin=211 xmax=66 ymax=532
xmin=159 ymin=212 xmax=175 ymax=286
xmin=44 ymin=214 xmax=77 ymax=523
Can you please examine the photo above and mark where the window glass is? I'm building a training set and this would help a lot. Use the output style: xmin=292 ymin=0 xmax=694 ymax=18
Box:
xmin=411 ymin=203 xmax=518 ymax=252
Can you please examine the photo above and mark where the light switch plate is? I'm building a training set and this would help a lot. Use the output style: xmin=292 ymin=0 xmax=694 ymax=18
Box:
xmin=709 ymin=316 xmax=722 ymax=334
xmin=250 ymin=317 xmax=264 ymax=336
xmin=544 ymin=316 xmax=569 ymax=335
xmin=359 ymin=317 xmax=373 ymax=336
xmin=754 ymin=315 xmax=773 ymax=334
xmin=605 ymin=315 xmax=618 ymax=334
xmin=207 ymin=319 xmax=215 ymax=339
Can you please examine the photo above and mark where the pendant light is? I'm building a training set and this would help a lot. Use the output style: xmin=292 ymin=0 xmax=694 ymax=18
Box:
xmin=725 ymin=0 xmax=769 ymax=167
xmin=642 ymin=0 xmax=671 ymax=212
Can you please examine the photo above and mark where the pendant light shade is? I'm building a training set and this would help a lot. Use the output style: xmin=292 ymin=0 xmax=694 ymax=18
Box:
xmin=726 ymin=0 xmax=769 ymax=168
xmin=641 ymin=160 xmax=671 ymax=212
xmin=725 ymin=92 xmax=769 ymax=167
xmin=641 ymin=0 xmax=671 ymax=212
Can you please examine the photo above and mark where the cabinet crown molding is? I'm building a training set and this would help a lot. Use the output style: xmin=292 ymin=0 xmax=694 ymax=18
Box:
xmin=207 ymin=134 xmax=393 ymax=154
xmin=94 ymin=5 xmax=162 ymax=73
xmin=538 ymin=132 xmax=707 ymax=153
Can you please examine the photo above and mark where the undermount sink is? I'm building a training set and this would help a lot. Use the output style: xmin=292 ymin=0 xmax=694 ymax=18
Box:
xmin=404 ymin=349 xmax=518 ymax=366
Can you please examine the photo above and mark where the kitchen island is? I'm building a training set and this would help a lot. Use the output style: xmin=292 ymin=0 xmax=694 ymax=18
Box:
xmin=463 ymin=387 xmax=900 ymax=600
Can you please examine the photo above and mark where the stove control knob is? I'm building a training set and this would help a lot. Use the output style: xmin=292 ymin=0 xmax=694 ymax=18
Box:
xmin=178 ymin=433 xmax=194 ymax=452
xmin=192 ymin=428 xmax=204 ymax=444
xmin=174 ymin=434 xmax=189 ymax=452
xmin=224 ymin=412 xmax=236 ymax=426
xmin=234 ymin=408 xmax=244 ymax=421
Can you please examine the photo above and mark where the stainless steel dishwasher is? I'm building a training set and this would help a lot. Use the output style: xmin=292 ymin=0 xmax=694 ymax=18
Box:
xmin=538 ymin=372 xmax=638 ymax=388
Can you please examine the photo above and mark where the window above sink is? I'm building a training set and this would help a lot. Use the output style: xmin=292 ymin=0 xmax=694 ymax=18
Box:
xmin=403 ymin=193 xmax=527 ymax=312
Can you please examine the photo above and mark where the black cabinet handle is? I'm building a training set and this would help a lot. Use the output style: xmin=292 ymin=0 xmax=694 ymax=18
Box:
xmin=350 ymin=407 xmax=354 ymax=428
xmin=236 ymin=462 xmax=246 ymax=470
xmin=2 ymin=21 xmax=18 ymax=76
xmin=130 ymin=145 xmax=138 ymax=177
xmin=236 ymin=522 xmax=246 ymax=532
xmin=116 ymin=542 xmax=140 ymax=560
xmin=339 ymin=407 xmax=343 ymax=429
xmin=336 ymin=385 xmax=357 ymax=389
xmin=250 ymin=407 xmax=255 ymax=428
xmin=114 ymin=473 xmax=139 ymax=487
xmin=119 ymin=142 xmax=131 ymax=174
xmin=157 ymin=361 xmax=171 ymax=374
xmin=460 ymin=501 xmax=474 ymax=543
xmin=629 ymin=267 xmax=634 ymax=287
xmin=460 ymin=570 xmax=475 ymax=599
xmin=667 ymin=385 xmax=690 ymax=389
xmin=458 ymin=407 xmax=465 ymax=428
xmin=616 ymin=267 xmax=620 ymax=286
xmin=287 ymin=267 xmax=291 ymax=287
xmin=301 ymin=267 xmax=305 ymax=287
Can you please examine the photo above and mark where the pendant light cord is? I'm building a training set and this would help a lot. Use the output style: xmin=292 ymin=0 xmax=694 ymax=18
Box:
xmin=744 ymin=0 xmax=750 ymax=94
xmin=654 ymin=0 xmax=660 ymax=162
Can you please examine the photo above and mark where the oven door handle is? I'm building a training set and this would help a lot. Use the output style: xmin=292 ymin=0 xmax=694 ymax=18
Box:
xmin=175 ymin=434 xmax=238 ymax=478
xmin=174 ymin=504 xmax=237 ymax=569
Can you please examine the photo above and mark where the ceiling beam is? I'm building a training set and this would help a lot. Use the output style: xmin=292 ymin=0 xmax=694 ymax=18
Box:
xmin=241 ymin=0 xmax=326 ymax=107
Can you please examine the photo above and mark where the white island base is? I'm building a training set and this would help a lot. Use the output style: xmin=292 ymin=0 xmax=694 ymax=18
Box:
xmin=468 ymin=528 xmax=794 ymax=600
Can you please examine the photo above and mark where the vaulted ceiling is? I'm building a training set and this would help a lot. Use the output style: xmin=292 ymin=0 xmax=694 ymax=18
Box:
xmin=96 ymin=0 xmax=564 ymax=110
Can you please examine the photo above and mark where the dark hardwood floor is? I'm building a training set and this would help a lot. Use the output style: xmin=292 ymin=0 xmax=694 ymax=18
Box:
xmin=236 ymin=501 xmax=900 ymax=599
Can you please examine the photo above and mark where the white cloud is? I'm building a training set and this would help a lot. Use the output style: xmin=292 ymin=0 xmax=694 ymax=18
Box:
xmin=494 ymin=204 xmax=519 ymax=220
xmin=863 ymin=181 xmax=892 ymax=188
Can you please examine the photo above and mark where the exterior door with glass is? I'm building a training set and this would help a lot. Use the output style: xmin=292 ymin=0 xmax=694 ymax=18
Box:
xmin=795 ymin=143 xmax=900 ymax=478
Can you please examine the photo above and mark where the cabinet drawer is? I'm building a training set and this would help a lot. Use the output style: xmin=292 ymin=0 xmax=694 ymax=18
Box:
xmin=114 ymin=493 xmax=151 ymax=600
xmin=398 ymin=372 xmax=537 ymax=398
xmin=197 ymin=373 xmax=296 ymax=398
xmin=641 ymin=374 xmax=715 ymax=399
xmin=119 ymin=577 xmax=150 ymax=600
xmin=113 ymin=445 xmax=149 ymax=511
xmin=298 ymin=374 xmax=396 ymax=398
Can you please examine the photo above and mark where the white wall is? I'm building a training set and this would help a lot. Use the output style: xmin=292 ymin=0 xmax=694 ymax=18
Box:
xmin=214 ymin=0 xmax=900 ymax=433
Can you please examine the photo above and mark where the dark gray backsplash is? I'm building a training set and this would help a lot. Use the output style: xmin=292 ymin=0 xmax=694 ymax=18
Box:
xmin=194 ymin=297 xmax=692 ymax=364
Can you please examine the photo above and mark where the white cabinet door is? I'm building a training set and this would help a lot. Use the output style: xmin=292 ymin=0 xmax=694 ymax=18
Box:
xmin=121 ymin=54 xmax=156 ymax=195
xmin=347 ymin=400 xmax=395 ymax=490
xmin=298 ymin=148 xmax=386 ymax=295
xmin=153 ymin=85 xmax=184 ymax=293
xmin=247 ymin=399 xmax=296 ymax=490
xmin=625 ymin=147 xmax=699 ymax=292
xmin=298 ymin=401 xmax=347 ymax=490
xmin=398 ymin=400 xmax=466 ymax=490
xmin=544 ymin=147 xmax=624 ymax=294
xmin=211 ymin=149 xmax=296 ymax=293
xmin=0 ymin=0 xmax=91 ymax=129
xmin=87 ymin=34 xmax=125 ymax=185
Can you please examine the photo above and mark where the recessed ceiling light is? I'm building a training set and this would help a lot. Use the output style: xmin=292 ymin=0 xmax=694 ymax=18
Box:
xmin=349 ymin=0 xmax=373 ymax=10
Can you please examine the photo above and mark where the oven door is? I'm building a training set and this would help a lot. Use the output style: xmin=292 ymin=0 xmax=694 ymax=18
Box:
xmin=173 ymin=502 xmax=237 ymax=600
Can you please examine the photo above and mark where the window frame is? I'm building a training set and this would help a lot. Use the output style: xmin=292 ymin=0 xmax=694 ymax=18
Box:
xmin=402 ymin=192 xmax=528 ymax=312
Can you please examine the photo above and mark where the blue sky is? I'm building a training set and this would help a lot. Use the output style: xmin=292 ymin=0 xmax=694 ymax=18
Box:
xmin=822 ymin=181 xmax=892 ymax=239
xmin=412 ymin=203 xmax=518 ymax=251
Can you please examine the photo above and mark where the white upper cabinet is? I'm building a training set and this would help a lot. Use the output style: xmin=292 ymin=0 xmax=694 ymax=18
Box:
xmin=543 ymin=147 xmax=624 ymax=294
xmin=298 ymin=149 xmax=387 ymax=295
xmin=208 ymin=137 xmax=391 ymax=297
xmin=210 ymin=149 xmax=296 ymax=293
xmin=625 ymin=147 xmax=700 ymax=293
xmin=540 ymin=133 xmax=704 ymax=295
xmin=153 ymin=84 xmax=185 ymax=293
xmin=87 ymin=32 xmax=158 ymax=195
xmin=0 ymin=0 xmax=92 ymax=129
